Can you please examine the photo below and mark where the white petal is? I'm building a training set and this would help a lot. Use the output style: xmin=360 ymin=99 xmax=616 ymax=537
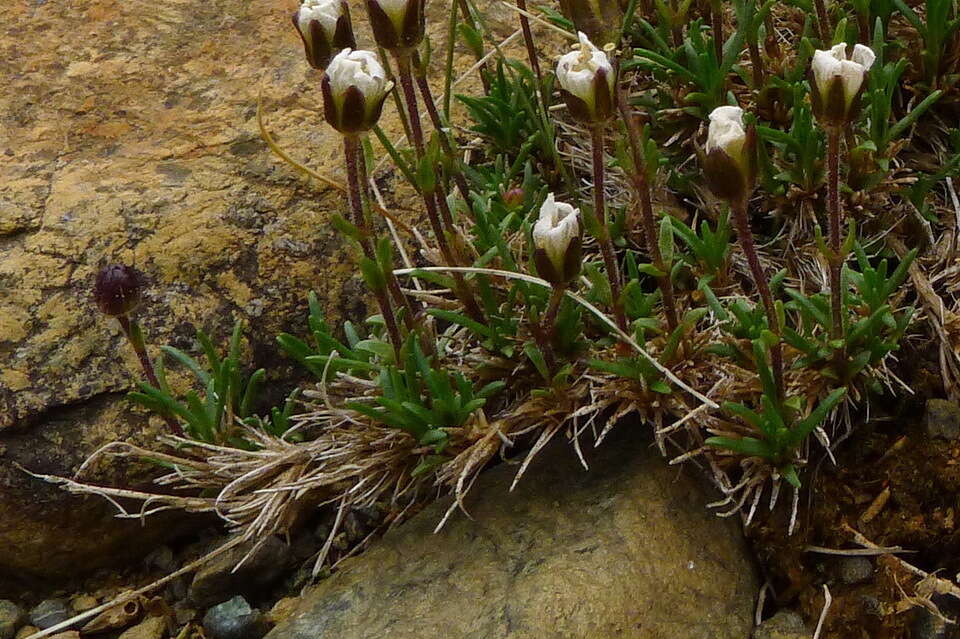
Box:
xmin=298 ymin=0 xmax=341 ymax=38
xmin=707 ymin=106 xmax=745 ymax=155
xmin=811 ymin=48 xmax=843 ymax=93
xmin=851 ymin=43 xmax=876 ymax=70
xmin=375 ymin=0 xmax=409 ymax=23
xmin=326 ymin=49 xmax=389 ymax=101
xmin=839 ymin=59 xmax=866 ymax=101
xmin=534 ymin=194 xmax=580 ymax=266
xmin=555 ymin=32 xmax=613 ymax=102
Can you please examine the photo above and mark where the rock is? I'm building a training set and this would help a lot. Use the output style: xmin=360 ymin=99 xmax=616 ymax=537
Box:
xmin=754 ymin=611 xmax=810 ymax=639
xmin=0 ymin=0 xmax=504 ymax=590
xmin=29 ymin=599 xmax=71 ymax=630
xmin=202 ymin=597 xmax=269 ymax=639
xmin=838 ymin=556 xmax=874 ymax=585
xmin=47 ymin=633 xmax=80 ymax=639
xmin=265 ymin=598 xmax=299 ymax=626
xmin=926 ymin=399 xmax=960 ymax=440
xmin=144 ymin=546 xmax=177 ymax=573
xmin=188 ymin=537 xmax=290 ymax=607
xmin=13 ymin=628 xmax=37 ymax=639
xmin=0 ymin=600 xmax=24 ymax=639
xmin=267 ymin=429 xmax=758 ymax=639
xmin=912 ymin=610 xmax=953 ymax=639
xmin=118 ymin=616 xmax=167 ymax=639
xmin=69 ymin=595 xmax=98 ymax=613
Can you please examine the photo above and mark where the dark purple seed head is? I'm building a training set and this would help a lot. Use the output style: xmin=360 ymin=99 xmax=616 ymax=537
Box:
xmin=94 ymin=264 xmax=146 ymax=317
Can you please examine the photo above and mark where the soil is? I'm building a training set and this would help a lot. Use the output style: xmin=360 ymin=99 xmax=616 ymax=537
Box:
xmin=749 ymin=351 xmax=960 ymax=637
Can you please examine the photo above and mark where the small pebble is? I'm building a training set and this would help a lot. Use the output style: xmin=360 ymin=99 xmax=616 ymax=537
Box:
xmin=202 ymin=596 xmax=268 ymax=639
xmin=754 ymin=610 xmax=809 ymax=639
xmin=144 ymin=546 xmax=177 ymax=573
xmin=838 ymin=556 xmax=874 ymax=585
xmin=48 ymin=633 xmax=80 ymax=639
xmin=29 ymin=599 xmax=71 ymax=630
xmin=926 ymin=399 xmax=960 ymax=440
xmin=118 ymin=616 xmax=166 ymax=639
xmin=70 ymin=595 xmax=98 ymax=613
xmin=0 ymin=600 xmax=24 ymax=639
xmin=14 ymin=628 xmax=38 ymax=639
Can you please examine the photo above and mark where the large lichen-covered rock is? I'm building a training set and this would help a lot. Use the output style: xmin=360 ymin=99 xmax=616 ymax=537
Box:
xmin=0 ymin=0 xmax=511 ymax=589
xmin=268 ymin=430 xmax=759 ymax=639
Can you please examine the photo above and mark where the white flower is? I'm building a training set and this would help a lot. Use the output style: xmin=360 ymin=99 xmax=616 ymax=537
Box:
xmin=556 ymin=32 xmax=615 ymax=106
xmin=707 ymin=106 xmax=747 ymax=158
xmin=533 ymin=193 xmax=581 ymax=280
xmin=702 ymin=105 xmax=756 ymax=203
xmin=326 ymin=49 xmax=390 ymax=102
xmin=811 ymin=43 xmax=876 ymax=110
xmin=297 ymin=0 xmax=341 ymax=37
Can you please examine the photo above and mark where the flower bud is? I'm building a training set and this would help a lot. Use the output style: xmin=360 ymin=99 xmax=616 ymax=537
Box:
xmin=556 ymin=32 xmax=617 ymax=124
xmin=322 ymin=49 xmax=394 ymax=135
xmin=557 ymin=0 xmax=623 ymax=48
xmin=502 ymin=187 xmax=525 ymax=210
xmin=366 ymin=0 xmax=426 ymax=52
xmin=702 ymin=106 xmax=757 ymax=205
xmin=532 ymin=193 xmax=582 ymax=286
xmin=94 ymin=264 xmax=145 ymax=317
xmin=809 ymin=43 xmax=875 ymax=129
xmin=292 ymin=0 xmax=357 ymax=70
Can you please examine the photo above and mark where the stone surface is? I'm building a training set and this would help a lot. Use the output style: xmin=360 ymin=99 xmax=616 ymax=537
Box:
xmin=118 ymin=616 xmax=167 ymax=639
xmin=0 ymin=0 xmax=514 ymax=588
xmin=189 ymin=536 xmax=291 ymax=607
xmin=28 ymin=599 xmax=71 ymax=630
xmin=838 ymin=556 xmax=874 ymax=585
xmin=754 ymin=611 xmax=810 ymax=639
xmin=925 ymin=399 xmax=960 ymax=440
xmin=268 ymin=430 xmax=759 ymax=639
xmin=203 ymin=596 xmax=268 ymax=639
xmin=0 ymin=600 xmax=23 ymax=639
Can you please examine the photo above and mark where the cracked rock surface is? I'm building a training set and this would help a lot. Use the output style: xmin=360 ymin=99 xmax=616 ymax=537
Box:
xmin=0 ymin=0 xmax=504 ymax=590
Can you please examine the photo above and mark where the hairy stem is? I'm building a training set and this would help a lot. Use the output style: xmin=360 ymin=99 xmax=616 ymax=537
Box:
xmin=345 ymin=135 xmax=404 ymax=356
xmin=396 ymin=53 xmax=483 ymax=321
xmin=617 ymin=88 xmax=680 ymax=332
xmin=813 ymin=0 xmax=830 ymax=43
xmin=516 ymin=0 xmax=543 ymax=85
xmin=731 ymin=199 xmax=784 ymax=399
xmin=827 ymin=127 xmax=843 ymax=342
xmin=591 ymin=126 xmax=630 ymax=339
xmin=412 ymin=52 xmax=472 ymax=206
xmin=537 ymin=285 xmax=566 ymax=374
xmin=117 ymin=315 xmax=185 ymax=437
xmin=710 ymin=1 xmax=724 ymax=63
xmin=356 ymin=135 xmax=421 ymax=333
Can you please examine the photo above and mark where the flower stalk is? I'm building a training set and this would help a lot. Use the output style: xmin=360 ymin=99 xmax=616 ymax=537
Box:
xmin=95 ymin=265 xmax=184 ymax=437
xmin=617 ymin=87 xmax=680 ymax=332
xmin=591 ymin=126 xmax=630 ymax=338
xmin=702 ymin=106 xmax=784 ymax=397
xmin=345 ymin=135 xmax=405 ymax=356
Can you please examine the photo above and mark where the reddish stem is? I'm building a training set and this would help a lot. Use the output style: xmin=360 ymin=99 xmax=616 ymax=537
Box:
xmin=591 ymin=126 xmax=630 ymax=339
xmin=117 ymin=315 xmax=184 ymax=437
xmin=731 ymin=199 xmax=784 ymax=399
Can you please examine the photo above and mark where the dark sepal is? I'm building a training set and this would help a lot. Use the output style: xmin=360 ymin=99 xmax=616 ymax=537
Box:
xmin=592 ymin=66 xmax=615 ymax=122
xmin=307 ymin=19 xmax=334 ymax=70
xmin=807 ymin=68 xmax=824 ymax=122
xmin=366 ymin=90 xmax=390 ymax=132
xmin=534 ymin=248 xmax=562 ymax=286
xmin=340 ymin=85 xmax=368 ymax=134
xmin=701 ymin=146 xmax=748 ymax=205
xmin=401 ymin=0 xmax=426 ymax=49
xmin=562 ymin=236 xmax=583 ymax=283
xmin=335 ymin=2 xmax=358 ymax=50
xmin=823 ymin=75 xmax=849 ymax=127
xmin=743 ymin=123 xmax=758 ymax=191
xmin=367 ymin=1 xmax=400 ymax=51
xmin=559 ymin=88 xmax=594 ymax=124
xmin=321 ymin=75 xmax=340 ymax=131
xmin=845 ymin=74 xmax=869 ymax=126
